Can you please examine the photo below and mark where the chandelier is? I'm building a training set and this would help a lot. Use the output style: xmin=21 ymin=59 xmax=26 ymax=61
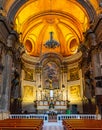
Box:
xmin=44 ymin=32 xmax=60 ymax=49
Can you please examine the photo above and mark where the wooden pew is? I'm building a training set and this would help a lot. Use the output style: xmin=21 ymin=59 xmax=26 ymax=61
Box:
xmin=0 ymin=119 xmax=43 ymax=130
xmin=63 ymin=119 xmax=102 ymax=130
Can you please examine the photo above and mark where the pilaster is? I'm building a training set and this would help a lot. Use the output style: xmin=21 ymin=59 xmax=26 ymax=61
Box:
xmin=0 ymin=32 xmax=17 ymax=115
xmin=86 ymin=29 xmax=102 ymax=115
xmin=0 ymin=111 xmax=10 ymax=120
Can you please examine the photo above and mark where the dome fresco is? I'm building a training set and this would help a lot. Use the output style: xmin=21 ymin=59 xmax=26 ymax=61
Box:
xmin=2 ymin=0 xmax=99 ymax=57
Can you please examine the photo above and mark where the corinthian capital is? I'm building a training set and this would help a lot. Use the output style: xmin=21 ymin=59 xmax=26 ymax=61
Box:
xmin=86 ymin=29 xmax=97 ymax=46
xmin=7 ymin=31 xmax=18 ymax=48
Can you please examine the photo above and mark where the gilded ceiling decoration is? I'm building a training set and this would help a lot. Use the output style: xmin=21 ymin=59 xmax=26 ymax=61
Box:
xmin=1 ymin=0 xmax=100 ymax=57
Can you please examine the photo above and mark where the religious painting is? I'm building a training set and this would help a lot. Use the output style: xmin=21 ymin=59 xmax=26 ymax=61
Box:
xmin=24 ymin=68 xmax=34 ymax=81
xmin=69 ymin=67 xmax=79 ymax=81
xmin=23 ymin=86 xmax=33 ymax=102
xmin=43 ymin=62 xmax=59 ymax=89
xmin=69 ymin=85 xmax=81 ymax=100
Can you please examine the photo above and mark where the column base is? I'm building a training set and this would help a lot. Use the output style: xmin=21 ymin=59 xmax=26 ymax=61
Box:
xmin=0 ymin=111 xmax=10 ymax=120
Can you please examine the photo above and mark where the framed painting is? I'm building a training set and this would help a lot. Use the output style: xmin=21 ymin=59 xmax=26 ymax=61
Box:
xmin=23 ymin=85 xmax=33 ymax=102
xmin=24 ymin=68 xmax=34 ymax=81
xmin=69 ymin=67 xmax=79 ymax=81
xmin=42 ymin=62 xmax=59 ymax=89
xmin=69 ymin=85 xmax=81 ymax=100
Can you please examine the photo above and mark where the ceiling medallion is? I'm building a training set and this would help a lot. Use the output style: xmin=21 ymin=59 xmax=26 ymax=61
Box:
xmin=44 ymin=32 xmax=60 ymax=49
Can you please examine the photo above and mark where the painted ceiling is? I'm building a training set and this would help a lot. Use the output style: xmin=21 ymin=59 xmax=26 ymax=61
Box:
xmin=2 ymin=0 xmax=100 ymax=57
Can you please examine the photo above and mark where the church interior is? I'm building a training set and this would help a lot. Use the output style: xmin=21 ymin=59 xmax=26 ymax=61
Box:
xmin=0 ymin=0 xmax=102 ymax=129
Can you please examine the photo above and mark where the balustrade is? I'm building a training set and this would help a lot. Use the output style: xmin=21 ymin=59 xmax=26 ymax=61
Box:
xmin=9 ymin=114 xmax=101 ymax=123
xmin=9 ymin=114 xmax=48 ymax=122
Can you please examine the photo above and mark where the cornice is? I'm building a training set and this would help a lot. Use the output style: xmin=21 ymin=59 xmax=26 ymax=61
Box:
xmin=63 ymin=52 xmax=82 ymax=64
xmin=40 ymin=52 xmax=63 ymax=64
xmin=77 ymin=0 xmax=96 ymax=23
xmin=22 ymin=52 xmax=82 ymax=66
xmin=22 ymin=53 xmax=40 ymax=65
xmin=7 ymin=0 xmax=28 ymax=21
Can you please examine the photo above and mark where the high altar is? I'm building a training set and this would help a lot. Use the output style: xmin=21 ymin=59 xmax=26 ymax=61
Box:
xmin=35 ymin=89 xmax=68 ymax=113
xmin=21 ymin=52 xmax=83 ymax=114
xmin=1 ymin=0 xmax=102 ymax=119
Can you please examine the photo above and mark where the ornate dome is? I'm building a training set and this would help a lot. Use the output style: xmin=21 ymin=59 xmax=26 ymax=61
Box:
xmin=2 ymin=0 xmax=99 ymax=57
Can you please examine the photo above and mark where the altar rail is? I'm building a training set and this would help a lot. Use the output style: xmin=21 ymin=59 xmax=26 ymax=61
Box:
xmin=9 ymin=114 xmax=48 ymax=122
xmin=57 ymin=114 xmax=101 ymax=122
xmin=9 ymin=114 xmax=101 ymax=123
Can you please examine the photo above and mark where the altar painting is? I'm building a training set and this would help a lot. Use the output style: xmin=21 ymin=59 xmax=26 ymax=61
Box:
xmin=69 ymin=67 xmax=79 ymax=81
xmin=23 ymin=86 xmax=34 ymax=102
xmin=24 ymin=68 xmax=34 ymax=81
xmin=69 ymin=85 xmax=81 ymax=100
xmin=43 ymin=62 xmax=59 ymax=89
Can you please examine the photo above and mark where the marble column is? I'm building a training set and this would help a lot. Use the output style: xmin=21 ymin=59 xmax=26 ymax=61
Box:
xmin=35 ymin=65 xmax=42 ymax=89
xmin=89 ymin=34 xmax=102 ymax=95
xmin=0 ymin=43 xmax=4 ymax=98
xmin=60 ymin=65 xmax=63 ymax=89
xmin=61 ymin=65 xmax=66 ymax=89
xmin=99 ymin=50 xmax=102 ymax=76
xmin=0 ymin=32 xmax=17 ymax=119
xmin=87 ymin=31 xmax=102 ymax=114
xmin=86 ymin=31 xmax=97 ymax=86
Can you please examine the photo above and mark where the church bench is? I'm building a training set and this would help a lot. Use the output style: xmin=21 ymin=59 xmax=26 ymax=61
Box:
xmin=0 ymin=119 xmax=43 ymax=130
xmin=63 ymin=119 xmax=102 ymax=129
xmin=0 ymin=127 xmax=38 ymax=130
xmin=63 ymin=122 xmax=101 ymax=129
xmin=63 ymin=119 xmax=102 ymax=130
xmin=69 ymin=128 xmax=102 ymax=130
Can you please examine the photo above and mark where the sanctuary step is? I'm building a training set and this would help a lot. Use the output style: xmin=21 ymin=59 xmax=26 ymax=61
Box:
xmin=43 ymin=125 xmax=64 ymax=130
xmin=48 ymin=115 xmax=57 ymax=122
xmin=43 ymin=122 xmax=64 ymax=130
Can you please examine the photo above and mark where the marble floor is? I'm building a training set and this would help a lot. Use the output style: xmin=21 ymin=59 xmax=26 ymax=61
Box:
xmin=43 ymin=122 xmax=64 ymax=130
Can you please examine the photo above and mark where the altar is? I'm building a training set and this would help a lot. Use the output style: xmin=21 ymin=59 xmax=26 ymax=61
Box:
xmin=36 ymin=100 xmax=67 ymax=114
